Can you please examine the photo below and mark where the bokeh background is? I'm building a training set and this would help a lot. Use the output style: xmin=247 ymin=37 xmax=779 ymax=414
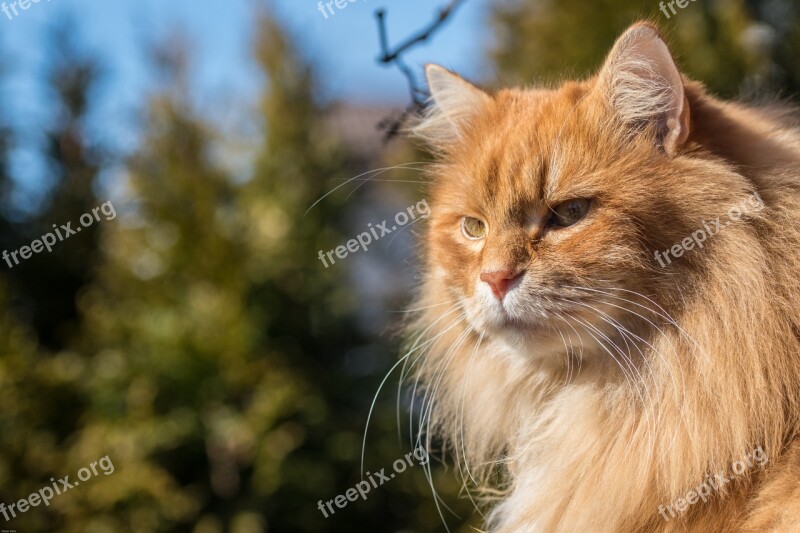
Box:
xmin=0 ymin=0 xmax=798 ymax=531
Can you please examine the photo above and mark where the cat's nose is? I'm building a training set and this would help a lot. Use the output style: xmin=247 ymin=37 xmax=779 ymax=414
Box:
xmin=480 ymin=270 xmax=524 ymax=301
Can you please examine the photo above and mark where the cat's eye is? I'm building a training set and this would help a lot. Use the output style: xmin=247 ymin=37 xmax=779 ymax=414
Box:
xmin=550 ymin=199 xmax=591 ymax=228
xmin=461 ymin=217 xmax=487 ymax=240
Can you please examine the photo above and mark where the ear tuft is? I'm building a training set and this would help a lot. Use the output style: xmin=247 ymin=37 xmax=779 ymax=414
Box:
xmin=412 ymin=64 xmax=491 ymax=148
xmin=599 ymin=23 xmax=690 ymax=155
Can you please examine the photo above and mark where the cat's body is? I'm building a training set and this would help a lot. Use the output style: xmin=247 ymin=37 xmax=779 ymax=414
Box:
xmin=407 ymin=23 xmax=800 ymax=532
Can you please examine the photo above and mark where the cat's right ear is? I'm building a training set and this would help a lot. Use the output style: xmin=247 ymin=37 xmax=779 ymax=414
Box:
xmin=412 ymin=64 xmax=491 ymax=148
xmin=597 ymin=23 xmax=690 ymax=156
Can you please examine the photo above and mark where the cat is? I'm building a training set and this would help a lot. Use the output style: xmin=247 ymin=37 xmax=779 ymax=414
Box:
xmin=406 ymin=21 xmax=800 ymax=532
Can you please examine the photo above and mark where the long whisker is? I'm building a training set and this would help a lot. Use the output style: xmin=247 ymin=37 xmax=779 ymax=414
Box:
xmin=552 ymin=322 xmax=574 ymax=385
xmin=399 ymin=305 xmax=464 ymax=447
xmin=417 ymin=323 xmax=473 ymax=453
xmin=577 ymin=285 xmax=700 ymax=351
xmin=331 ymin=177 xmax=428 ymax=184
xmin=567 ymin=313 xmax=646 ymax=411
xmin=304 ymin=162 xmax=429 ymax=215
xmin=365 ymin=303 xmax=463 ymax=476
xmin=390 ymin=297 xmax=461 ymax=314
xmin=553 ymin=310 xmax=585 ymax=377
xmin=569 ymin=288 xmax=691 ymax=460
xmin=457 ymin=330 xmax=486 ymax=518
xmin=567 ymin=300 xmax=659 ymax=460
xmin=384 ymin=213 xmax=428 ymax=250
xmin=563 ymin=286 xmax=690 ymax=407
xmin=407 ymin=311 xmax=469 ymax=450
xmin=418 ymin=320 xmax=473 ymax=531
xmin=564 ymin=311 xmax=659 ymax=457
xmin=362 ymin=352 xmax=412 ymax=477
xmin=561 ymin=286 xmax=691 ymax=460
xmin=396 ymin=301 xmax=462 ymax=441
xmin=344 ymin=165 xmax=428 ymax=201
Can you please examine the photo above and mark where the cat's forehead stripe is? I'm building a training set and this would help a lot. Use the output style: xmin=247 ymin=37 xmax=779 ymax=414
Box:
xmin=489 ymin=86 xmax=592 ymax=202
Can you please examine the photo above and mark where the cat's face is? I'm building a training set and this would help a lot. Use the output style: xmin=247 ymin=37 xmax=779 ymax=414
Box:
xmin=415 ymin=24 xmax=733 ymax=357
xmin=425 ymin=86 xmax=653 ymax=351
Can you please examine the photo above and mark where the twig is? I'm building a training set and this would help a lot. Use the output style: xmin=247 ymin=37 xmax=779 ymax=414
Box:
xmin=374 ymin=0 xmax=467 ymax=142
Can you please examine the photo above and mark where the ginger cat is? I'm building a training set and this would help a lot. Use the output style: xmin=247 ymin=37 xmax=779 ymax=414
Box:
xmin=407 ymin=21 xmax=800 ymax=532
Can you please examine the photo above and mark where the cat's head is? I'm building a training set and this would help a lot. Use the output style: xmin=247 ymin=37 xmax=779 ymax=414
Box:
xmin=413 ymin=23 xmax=753 ymax=357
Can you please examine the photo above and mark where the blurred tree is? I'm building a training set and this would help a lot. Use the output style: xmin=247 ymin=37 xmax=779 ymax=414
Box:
xmin=0 ymin=32 xmax=97 ymax=532
xmin=62 ymin=36 xmax=262 ymax=532
xmin=0 ymin=285 xmax=89 ymax=532
xmin=246 ymin=13 xmax=447 ymax=533
xmin=0 ymin=66 xmax=14 ymax=252
xmin=0 ymin=7 xmax=487 ymax=533
xmin=5 ymin=21 xmax=106 ymax=350
xmin=490 ymin=0 xmax=800 ymax=99
xmin=39 ymin=11 xmax=464 ymax=532
xmin=248 ymin=14 xmax=479 ymax=532
xmin=744 ymin=0 xmax=800 ymax=95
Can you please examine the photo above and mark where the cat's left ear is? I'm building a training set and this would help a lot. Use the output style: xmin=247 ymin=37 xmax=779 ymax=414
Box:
xmin=413 ymin=64 xmax=491 ymax=148
xmin=598 ymin=23 xmax=690 ymax=156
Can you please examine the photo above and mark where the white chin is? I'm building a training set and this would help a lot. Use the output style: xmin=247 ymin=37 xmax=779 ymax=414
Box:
xmin=470 ymin=283 xmax=550 ymax=330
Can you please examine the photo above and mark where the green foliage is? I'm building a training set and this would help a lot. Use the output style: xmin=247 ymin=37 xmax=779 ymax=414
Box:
xmin=4 ymin=22 xmax=105 ymax=350
xmin=0 ymin=11 xmax=473 ymax=533
xmin=491 ymin=0 xmax=800 ymax=99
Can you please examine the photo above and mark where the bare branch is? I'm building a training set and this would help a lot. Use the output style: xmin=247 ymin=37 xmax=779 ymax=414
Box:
xmin=374 ymin=0 xmax=467 ymax=142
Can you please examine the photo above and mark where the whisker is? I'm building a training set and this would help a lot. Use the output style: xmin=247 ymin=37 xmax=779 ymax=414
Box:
xmin=561 ymin=285 xmax=692 ymax=460
xmin=344 ymin=165 xmax=426 ymax=201
xmin=389 ymin=297 xmax=461 ymax=314
xmin=572 ymin=289 xmax=691 ymax=460
xmin=567 ymin=299 xmax=659 ymax=459
xmin=384 ymin=213 xmax=427 ymax=250
xmin=399 ymin=304 xmax=464 ymax=447
xmin=407 ymin=311 xmax=468 ymax=451
xmin=331 ymin=177 xmax=428 ymax=184
xmin=418 ymin=320 xmax=473 ymax=531
xmin=567 ymin=313 xmax=646 ymax=409
xmin=396 ymin=301 xmax=462 ymax=442
xmin=304 ymin=162 xmax=429 ymax=215
xmin=457 ymin=330 xmax=486 ymax=518
xmin=365 ymin=303 xmax=463 ymax=476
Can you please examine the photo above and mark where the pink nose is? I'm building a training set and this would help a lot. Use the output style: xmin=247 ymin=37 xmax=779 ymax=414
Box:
xmin=480 ymin=270 xmax=523 ymax=300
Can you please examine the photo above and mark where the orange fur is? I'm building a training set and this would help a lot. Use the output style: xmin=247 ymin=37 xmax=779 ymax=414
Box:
xmin=406 ymin=22 xmax=800 ymax=532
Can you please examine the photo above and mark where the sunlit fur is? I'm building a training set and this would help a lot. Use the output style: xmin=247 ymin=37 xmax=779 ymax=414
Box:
xmin=405 ymin=22 xmax=800 ymax=532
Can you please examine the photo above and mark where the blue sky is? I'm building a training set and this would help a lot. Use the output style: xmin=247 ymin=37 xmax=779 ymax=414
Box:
xmin=0 ymin=0 xmax=491 ymax=144
xmin=0 ymin=0 xmax=491 ymax=205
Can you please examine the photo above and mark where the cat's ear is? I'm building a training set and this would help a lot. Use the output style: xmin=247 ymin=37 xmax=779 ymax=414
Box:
xmin=413 ymin=64 xmax=491 ymax=147
xmin=598 ymin=23 xmax=690 ymax=155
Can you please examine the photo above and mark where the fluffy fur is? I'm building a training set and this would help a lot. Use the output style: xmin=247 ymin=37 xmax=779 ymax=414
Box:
xmin=406 ymin=22 xmax=800 ymax=532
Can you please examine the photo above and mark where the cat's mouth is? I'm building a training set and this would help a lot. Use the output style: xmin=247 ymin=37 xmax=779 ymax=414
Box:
xmin=468 ymin=285 xmax=610 ymax=340
xmin=468 ymin=285 xmax=565 ymax=335
xmin=466 ymin=286 xmax=645 ymax=362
